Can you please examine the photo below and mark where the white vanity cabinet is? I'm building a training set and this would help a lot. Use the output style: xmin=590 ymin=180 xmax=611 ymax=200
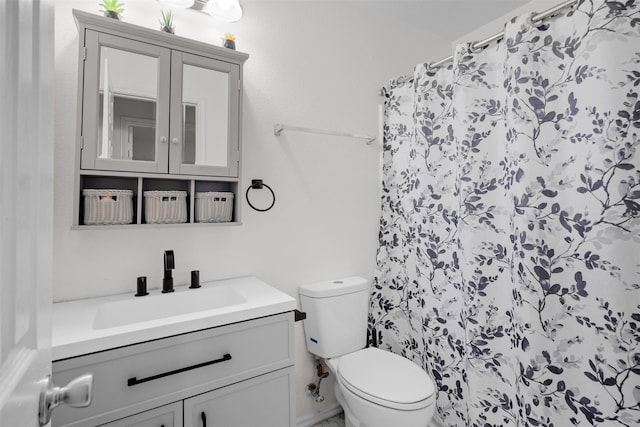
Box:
xmin=184 ymin=369 xmax=293 ymax=427
xmin=72 ymin=10 xmax=248 ymax=227
xmin=52 ymin=313 xmax=295 ymax=427
xmin=97 ymin=402 xmax=182 ymax=427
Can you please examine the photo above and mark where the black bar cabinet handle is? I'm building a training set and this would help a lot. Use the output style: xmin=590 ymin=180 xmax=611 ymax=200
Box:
xmin=201 ymin=412 xmax=207 ymax=427
xmin=127 ymin=353 xmax=232 ymax=386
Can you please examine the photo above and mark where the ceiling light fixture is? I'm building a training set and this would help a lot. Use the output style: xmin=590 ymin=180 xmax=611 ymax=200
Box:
xmin=159 ymin=0 xmax=195 ymax=8
xmin=205 ymin=0 xmax=243 ymax=22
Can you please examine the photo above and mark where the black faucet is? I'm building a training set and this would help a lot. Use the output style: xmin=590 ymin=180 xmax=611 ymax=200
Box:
xmin=162 ymin=250 xmax=175 ymax=293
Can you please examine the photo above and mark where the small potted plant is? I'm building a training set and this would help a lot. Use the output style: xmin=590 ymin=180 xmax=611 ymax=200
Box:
xmin=99 ymin=0 xmax=124 ymax=20
xmin=222 ymin=33 xmax=236 ymax=50
xmin=158 ymin=10 xmax=175 ymax=34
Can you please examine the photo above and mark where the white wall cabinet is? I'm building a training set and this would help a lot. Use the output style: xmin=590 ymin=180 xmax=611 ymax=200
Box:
xmin=72 ymin=10 xmax=249 ymax=227
xmin=52 ymin=313 xmax=295 ymax=427
xmin=80 ymin=31 xmax=171 ymax=175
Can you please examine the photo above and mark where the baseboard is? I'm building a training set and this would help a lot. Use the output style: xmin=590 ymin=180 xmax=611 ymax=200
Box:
xmin=296 ymin=403 xmax=343 ymax=427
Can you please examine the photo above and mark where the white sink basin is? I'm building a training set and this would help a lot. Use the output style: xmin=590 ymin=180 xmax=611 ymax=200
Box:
xmin=52 ymin=276 xmax=297 ymax=360
xmin=93 ymin=285 xmax=247 ymax=329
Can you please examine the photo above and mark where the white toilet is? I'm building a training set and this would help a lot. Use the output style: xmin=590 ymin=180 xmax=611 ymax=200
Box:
xmin=299 ymin=277 xmax=437 ymax=427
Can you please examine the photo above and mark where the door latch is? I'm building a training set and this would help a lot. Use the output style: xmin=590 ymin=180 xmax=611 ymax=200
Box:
xmin=38 ymin=373 xmax=93 ymax=426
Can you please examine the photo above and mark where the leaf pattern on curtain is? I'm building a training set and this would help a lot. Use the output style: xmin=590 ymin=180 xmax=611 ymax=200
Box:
xmin=370 ymin=1 xmax=640 ymax=426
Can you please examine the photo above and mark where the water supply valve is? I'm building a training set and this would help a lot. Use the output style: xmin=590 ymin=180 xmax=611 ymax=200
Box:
xmin=307 ymin=359 xmax=329 ymax=403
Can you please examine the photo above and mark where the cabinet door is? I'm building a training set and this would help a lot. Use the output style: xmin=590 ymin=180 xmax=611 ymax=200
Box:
xmin=98 ymin=402 xmax=182 ymax=427
xmin=184 ymin=368 xmax=294 ymax=427
xmin=81 ymin=30 xmax=171 ymax=173
xmin=169 ymin=52 xmax=240 ymax=177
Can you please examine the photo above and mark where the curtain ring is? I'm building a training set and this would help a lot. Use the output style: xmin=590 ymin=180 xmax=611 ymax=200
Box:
xmin=425 ymin=62 xmax=435 ymax=73
xmin=469 ymin=41 xmax=484 ymax=53
xmin=245 ymin=180 xmax=276 ymax=212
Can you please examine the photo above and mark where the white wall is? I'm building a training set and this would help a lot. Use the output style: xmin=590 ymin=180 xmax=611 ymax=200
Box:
xmin=54 ymin=0 xmax=452 ymax=421
xmin=54 ymin=0 xmax=530 ymax=422
xmin=453 ymin=0 xmax=559 ymax=46
xmin=54 ymin=0 xmax=454 ymax=299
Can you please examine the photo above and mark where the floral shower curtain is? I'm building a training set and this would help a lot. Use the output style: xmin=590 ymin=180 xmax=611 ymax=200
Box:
xmin=370 ymin=1 xmax=640 ymax=426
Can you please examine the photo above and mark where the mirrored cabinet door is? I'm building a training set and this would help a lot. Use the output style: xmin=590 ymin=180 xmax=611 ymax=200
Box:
xmin=81 ymin=31 xmax=170 ymax=173
xmin=169 ymin=52 xmax=240 ymax=177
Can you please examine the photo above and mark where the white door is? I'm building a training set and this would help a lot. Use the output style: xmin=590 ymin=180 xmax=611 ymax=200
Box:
xmin=0 ymin=0 xmax=54 ymax=425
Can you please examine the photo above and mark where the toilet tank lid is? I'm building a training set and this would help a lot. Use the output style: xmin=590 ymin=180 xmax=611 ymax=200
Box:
xmin=299 ymin=276 xmax=369 ymax=298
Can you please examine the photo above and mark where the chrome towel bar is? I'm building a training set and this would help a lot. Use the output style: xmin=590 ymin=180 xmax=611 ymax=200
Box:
xmin=274 ymin=123 xmax=376 ymax=145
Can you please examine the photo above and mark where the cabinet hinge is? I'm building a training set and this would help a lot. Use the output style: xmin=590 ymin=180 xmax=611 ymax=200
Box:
xmin=83 ymin=47 xmax=87 ymax=61
xmin=80 ymin=136 xmax=84 ymax=150
xmin=238 ymin=80 xmax=241 ymax=91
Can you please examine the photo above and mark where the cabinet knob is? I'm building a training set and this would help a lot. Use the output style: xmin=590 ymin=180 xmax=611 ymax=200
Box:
xmin=160 ymin=136 xmax=167 ymax=144
xmin=171 ymin=137 xmax=180 ymax=145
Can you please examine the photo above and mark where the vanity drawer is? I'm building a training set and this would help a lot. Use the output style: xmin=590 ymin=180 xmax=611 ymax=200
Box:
xmin=52 ymin=312 xmax=294 ymax=427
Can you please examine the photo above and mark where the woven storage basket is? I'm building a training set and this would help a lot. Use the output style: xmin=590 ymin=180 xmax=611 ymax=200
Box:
xmin=83 ymin=189 xmax=133 ymax=225
xmin=143 ymin=190 xmax=187 ymax=224
xmin=195 ymin=192 xmax=234 ymax=223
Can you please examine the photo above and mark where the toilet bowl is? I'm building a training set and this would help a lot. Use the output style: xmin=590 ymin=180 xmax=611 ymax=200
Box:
xmin=299 ymin=277 xmax=437 ymax=427
xmin=326 ymin=348 xmax=436 ymax=427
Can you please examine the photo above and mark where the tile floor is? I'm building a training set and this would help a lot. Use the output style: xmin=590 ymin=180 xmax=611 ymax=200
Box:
xmin=311 ymin=411 xmax=345 ymax=427
xmin=311 ymin=411 xmax=443 ymax=427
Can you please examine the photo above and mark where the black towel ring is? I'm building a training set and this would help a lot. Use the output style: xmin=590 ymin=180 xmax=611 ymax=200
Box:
xmin=246 ymin=179 xmax=276 ymax=212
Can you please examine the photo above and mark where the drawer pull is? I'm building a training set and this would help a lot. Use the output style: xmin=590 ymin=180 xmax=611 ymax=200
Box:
xmin=127 ymin=353 xmax=232 ymax=386
xmin=201 ymin=411 xmax=207 ymax=427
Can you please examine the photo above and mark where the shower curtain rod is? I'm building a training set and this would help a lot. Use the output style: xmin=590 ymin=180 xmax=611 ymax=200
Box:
xmin=379 ymin=0 xmax=580 ymax=95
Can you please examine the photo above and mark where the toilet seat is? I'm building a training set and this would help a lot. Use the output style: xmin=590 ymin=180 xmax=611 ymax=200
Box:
xmin=337 ymin=347 xmax=435 ymax=411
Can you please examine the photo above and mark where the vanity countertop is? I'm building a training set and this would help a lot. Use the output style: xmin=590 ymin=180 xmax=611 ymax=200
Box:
xmin=52 ymin=276 xmax=296 ymax=361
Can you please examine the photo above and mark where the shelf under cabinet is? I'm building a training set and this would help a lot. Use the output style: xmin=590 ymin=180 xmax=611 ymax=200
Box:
xmin=71 ymin=221 xmax=242 ymax=230
xmin=77 ymin=174 xmax=240 ymax=227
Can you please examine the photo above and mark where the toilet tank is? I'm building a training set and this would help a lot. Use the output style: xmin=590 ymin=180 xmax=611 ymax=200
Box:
xmin=299 ymin=277 xmax=370 ymax=358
